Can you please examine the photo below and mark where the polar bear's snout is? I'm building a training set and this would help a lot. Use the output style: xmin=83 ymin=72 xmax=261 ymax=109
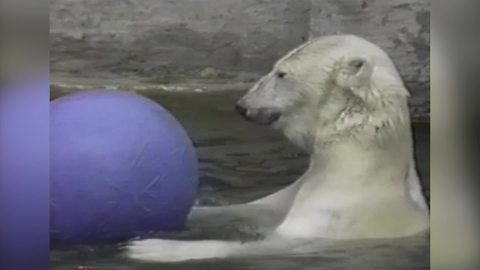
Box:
xmin=235 ymin=101 xmax=281 ymax=125
xmin=235 ymin=73 xmax=294 ymax=125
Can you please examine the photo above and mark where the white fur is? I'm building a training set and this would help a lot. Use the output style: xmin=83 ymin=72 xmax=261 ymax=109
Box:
xmin=126 ymin=35 xmax=429 ymax=262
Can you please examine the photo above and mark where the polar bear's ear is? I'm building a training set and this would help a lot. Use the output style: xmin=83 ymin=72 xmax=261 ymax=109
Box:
xmin=334 ymin=56 xmax=374 ymax=91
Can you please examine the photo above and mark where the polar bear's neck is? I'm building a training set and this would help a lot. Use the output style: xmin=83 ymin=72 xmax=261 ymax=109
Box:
xmin=307 ymin=138 xmax=413 ymax=197
xmin=275 ymin=126 xmax=429 ymax=239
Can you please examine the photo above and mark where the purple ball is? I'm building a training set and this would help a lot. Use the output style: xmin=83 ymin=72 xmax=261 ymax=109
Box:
xmin=50 ymin=90 xmax=198 ymax=245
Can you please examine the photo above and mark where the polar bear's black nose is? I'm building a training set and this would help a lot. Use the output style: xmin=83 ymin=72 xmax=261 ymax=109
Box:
xmin=235 ymin=103 xmax=248 ymax=117
xmin=235 ymin=103 xmax=281 ymax=125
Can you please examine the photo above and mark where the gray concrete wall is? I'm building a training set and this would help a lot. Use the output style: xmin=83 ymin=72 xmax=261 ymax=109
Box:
xmin=50 ymin=0 xmax=430 ymax=119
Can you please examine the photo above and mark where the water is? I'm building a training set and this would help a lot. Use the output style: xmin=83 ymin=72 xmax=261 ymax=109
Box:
xmin=50 ymin=87 xmax=430 ymax=269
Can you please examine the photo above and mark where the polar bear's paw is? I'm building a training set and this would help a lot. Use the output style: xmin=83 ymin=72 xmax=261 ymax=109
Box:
xmin=125 ymin=238 xmax=238 ymax=262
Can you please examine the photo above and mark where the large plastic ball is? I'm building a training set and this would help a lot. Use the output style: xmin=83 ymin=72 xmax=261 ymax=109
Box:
xmin=50 ymin=90 xmax=198 ymax=245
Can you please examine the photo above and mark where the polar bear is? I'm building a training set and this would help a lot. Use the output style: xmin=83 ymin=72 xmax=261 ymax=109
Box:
xmin=126 ymin=35 xmax=430 ymax=262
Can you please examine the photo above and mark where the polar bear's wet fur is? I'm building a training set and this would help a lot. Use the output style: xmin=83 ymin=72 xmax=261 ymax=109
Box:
xmin=126 ymin=35 xmax=429 ymax=262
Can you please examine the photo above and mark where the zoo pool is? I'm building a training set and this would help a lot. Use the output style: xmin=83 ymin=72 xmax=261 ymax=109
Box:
xmin=50 ymin=87 xmax=429 ymax=270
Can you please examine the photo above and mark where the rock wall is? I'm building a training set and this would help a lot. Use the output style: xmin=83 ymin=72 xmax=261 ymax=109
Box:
xmin=50 ymin=0 xmax=430 ymax=118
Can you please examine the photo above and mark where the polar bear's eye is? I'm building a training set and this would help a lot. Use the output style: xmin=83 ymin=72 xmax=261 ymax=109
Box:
xmin=277 ymin=72 xmax=287 ymax=78
xmin=349 ymin=59 xmax=364 ymax=69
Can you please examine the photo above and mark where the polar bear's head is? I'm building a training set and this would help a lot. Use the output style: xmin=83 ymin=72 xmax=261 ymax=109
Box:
xmin=236 ymin=35 xmax=411 ymax=150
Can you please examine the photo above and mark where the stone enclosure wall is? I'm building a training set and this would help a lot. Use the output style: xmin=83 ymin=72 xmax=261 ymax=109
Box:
xmin=50 ymin=0 xmax=430 ymax=119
